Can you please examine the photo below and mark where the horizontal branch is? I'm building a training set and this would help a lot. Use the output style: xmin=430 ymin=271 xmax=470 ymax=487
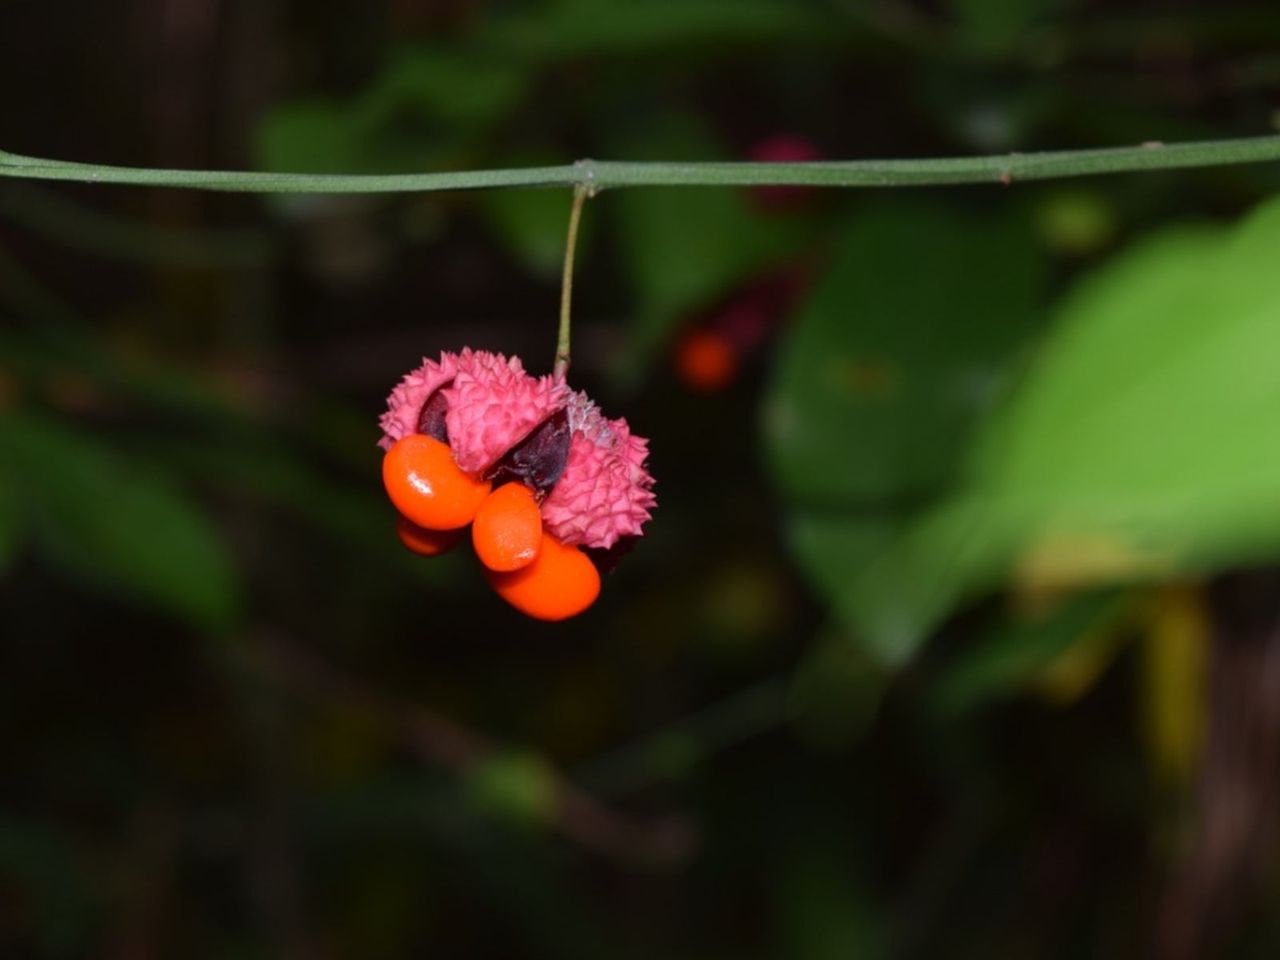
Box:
xmin=3 ymin=134 xmax=1280 ymax=194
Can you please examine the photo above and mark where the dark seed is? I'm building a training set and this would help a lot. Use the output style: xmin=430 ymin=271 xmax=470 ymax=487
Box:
xmin=416 ymin=386 xmax=452 ymax=443
xmin=487 ymin=409 xmax=572 ymax=495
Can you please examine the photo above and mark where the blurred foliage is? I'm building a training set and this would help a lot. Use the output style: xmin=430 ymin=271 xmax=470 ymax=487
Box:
xmin=0 ymin=412 xmax=237 ymax=629
xmin=771 ymin=193 xmax=1280 ymax=667
xmin=1139 ymin=586 xmax=1211 ymax=785
xmin=609 ymin=115 xmax=814 ymax=371
xmin=4 ymin=0 xmax=1280 ymax=956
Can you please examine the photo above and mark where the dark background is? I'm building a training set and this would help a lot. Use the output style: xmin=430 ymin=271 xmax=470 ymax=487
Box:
xmin=3 ymin=0 xmax=1280 ymax=957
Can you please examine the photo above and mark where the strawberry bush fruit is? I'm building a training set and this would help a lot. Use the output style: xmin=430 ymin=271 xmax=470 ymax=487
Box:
xmin=378 ymin=349 xmax=655 ymax=620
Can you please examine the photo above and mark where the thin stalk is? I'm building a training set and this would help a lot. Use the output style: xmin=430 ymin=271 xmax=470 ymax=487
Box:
xmin=554 ymin=186 xmax=588 ymax=379
xmin=3 ymin=134 xmax=1280 ymax=194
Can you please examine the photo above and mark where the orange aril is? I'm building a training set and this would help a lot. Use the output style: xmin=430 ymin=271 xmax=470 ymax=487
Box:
xmin=472 ymin=482 xmax=542 ymax=572
xmin=396 ymin=514 xmax=464 ymax=557
xmin=486 ymin=534 xmax=600 ymax=621
xmin=382 ymin=434 xmax=491 ymax=530
xmin=675 ymin=330 xmax=737 ymax=392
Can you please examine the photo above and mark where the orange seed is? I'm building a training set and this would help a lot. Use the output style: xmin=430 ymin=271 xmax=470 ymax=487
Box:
xmin=396 ymin=514 xmax=464 ymax=557
xmin=472 ymin=482 xmax=543 ymax=572
xmin=486 ymin=534 xmax=600 ymax=621
xmin=382 ymin=434 xmax=491 ymax=530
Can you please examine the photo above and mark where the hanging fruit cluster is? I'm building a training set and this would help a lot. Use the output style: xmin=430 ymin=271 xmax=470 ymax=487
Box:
xmin=379 ymin=348 xmax=656 ymax=620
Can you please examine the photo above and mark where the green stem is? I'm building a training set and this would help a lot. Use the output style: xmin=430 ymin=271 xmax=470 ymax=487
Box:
xmin=554 ymin=186 xmax=588 ymax=379
xmin=4 ymin=134 xmax=1280 ymax=193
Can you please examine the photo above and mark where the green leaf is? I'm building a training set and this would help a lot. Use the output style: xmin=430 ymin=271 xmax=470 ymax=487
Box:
xmin=768 ymin=202 xmax=1045 ymax=663
xmin=358 ymin=49 xmax=527 ymax=131
xmin=0 ymin=413 xmax=238 ymax=629
xmin=807 ymin=194 xmax=1280 ymax=663
xmin=617 ymin=183 xmax=808 ymax=358
xmin=778 ymin=196 xmax=1280 ymax=663
xmin=613 ymin=117 xmax=811 ymax=368
xmin=960 ymin=196 xmax=1280 ymax=588
xmin=766 ymin=201 xmax=1046 ymax=506
xmin=256 ymin=47 xmax=527 ymax=179
xmin=931 ymin=588 xmax=1133 ymax=717
xmin=619 ymin=183 xmax=782 ymax=317
xmin=482 ymin=183 xmax=587 ymax=279
xmin=257 ymin=100 xmax=366 ymax=175
xmin=787 ymin=505 xmax=1001 ymax=666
